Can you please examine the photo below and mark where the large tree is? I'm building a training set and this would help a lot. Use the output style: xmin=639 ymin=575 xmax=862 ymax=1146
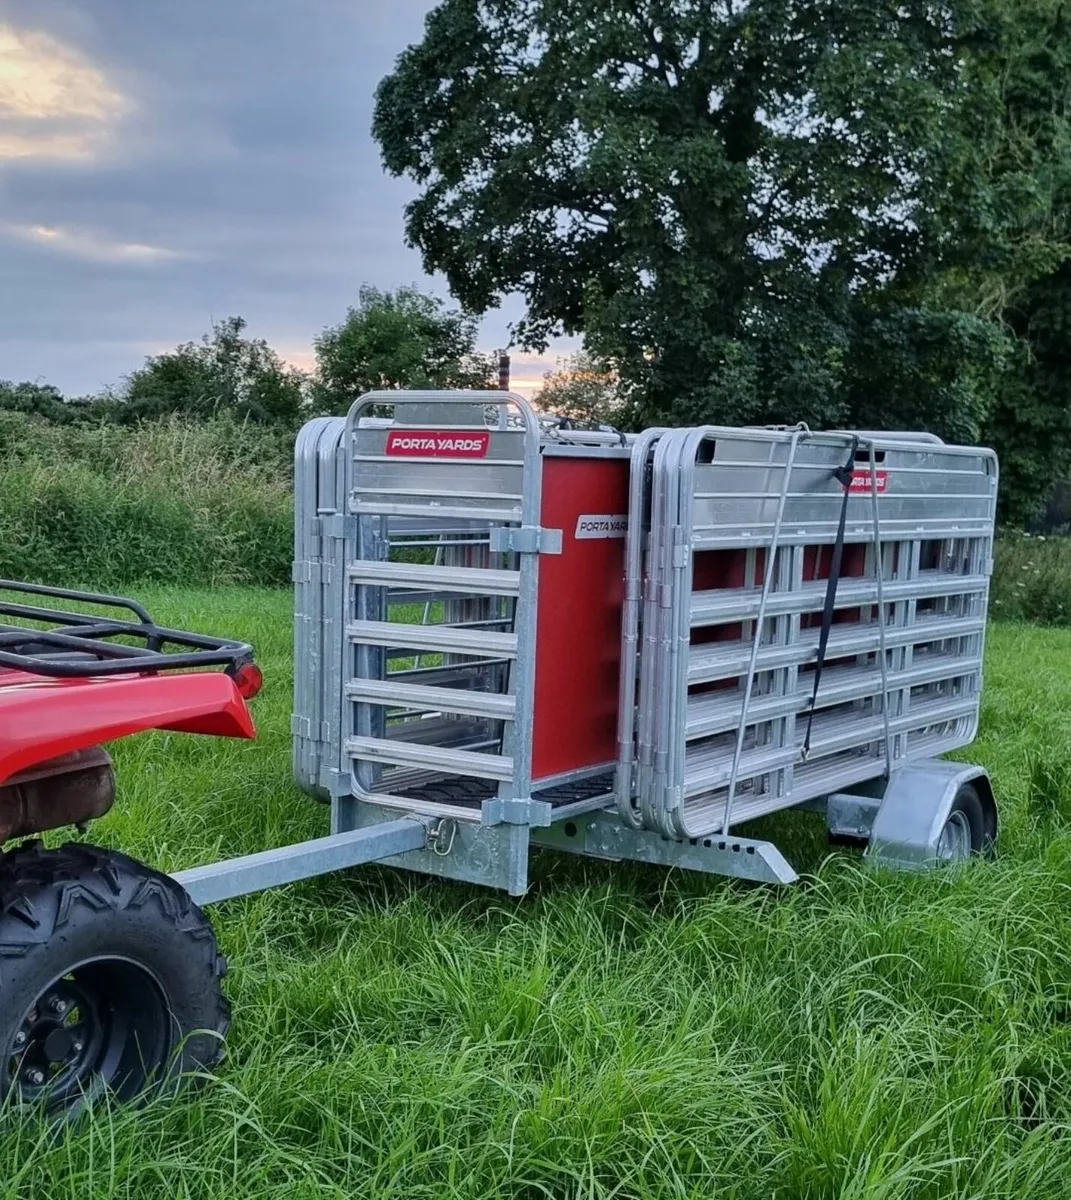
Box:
xmin=968 ymin=1 xmax=1071 ymax=525
xmin=313 ymin=285 xmax=495 ymax=410
xmin=374 ymin=0 xmax=1011 ymax=435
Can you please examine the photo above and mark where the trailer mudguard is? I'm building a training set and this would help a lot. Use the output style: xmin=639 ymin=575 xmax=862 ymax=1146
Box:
xmin=865 ymin=759 xmax=997 ymax=869
xmin=0 ymin=672 xmax=256 ymax=785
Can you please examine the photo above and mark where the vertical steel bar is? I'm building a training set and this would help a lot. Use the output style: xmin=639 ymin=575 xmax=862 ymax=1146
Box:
xmin=721 ymin=427 xmax=805 ymax=836
xmin=867 ymin=443 xmax=894 ymax=777
xmin=615 ymin=427 xmax=667 ymax=827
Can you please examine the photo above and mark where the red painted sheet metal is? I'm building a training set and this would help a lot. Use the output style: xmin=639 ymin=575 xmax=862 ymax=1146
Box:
xmin=532 ymin=455 xmax=630 ymax=782
xmin=0 ymin=671 xmax=256 ymax=786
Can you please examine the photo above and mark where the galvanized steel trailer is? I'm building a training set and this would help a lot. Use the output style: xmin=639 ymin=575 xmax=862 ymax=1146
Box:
xmin=281 ymin=390 xmax=999 ymax=896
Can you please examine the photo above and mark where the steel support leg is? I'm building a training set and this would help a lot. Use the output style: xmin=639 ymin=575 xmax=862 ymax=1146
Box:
xmin=533 ymin=810 xmax=798 ymax=884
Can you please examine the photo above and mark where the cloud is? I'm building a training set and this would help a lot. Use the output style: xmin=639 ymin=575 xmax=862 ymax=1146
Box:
xmin=0 ymin=1 xmax=580 ymax=396
xmin=0 ymin=23 xmax=126 ymax=161
xmin=1 ymin=221 xmax=187 ymax=263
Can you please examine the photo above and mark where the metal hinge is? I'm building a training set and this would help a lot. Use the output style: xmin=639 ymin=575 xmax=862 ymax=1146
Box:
xmin=663 ymin=783 xmax=684 ymax=812
xmin=481 ymin=796 xmax=553 ymax=827
xmin=292 ymin=561 xmax=332 ymax=585
xmin=671 ymin=527 xmax=690 ymax=569
xmin=292 ymin=715 xmax=331 ymax=741
xmin=489 ymin=525 xmax=563 ymax=555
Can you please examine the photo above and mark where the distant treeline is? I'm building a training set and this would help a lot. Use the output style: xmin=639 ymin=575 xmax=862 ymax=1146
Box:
xmin=1 ymin=287 xmax=497 ymax=431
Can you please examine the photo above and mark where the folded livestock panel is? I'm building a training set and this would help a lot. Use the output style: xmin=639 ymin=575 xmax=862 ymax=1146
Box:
xmin=292 ymin=417 xmax=348 ymax=801
xmin=619 ymin=426 xmax=998 ymax=840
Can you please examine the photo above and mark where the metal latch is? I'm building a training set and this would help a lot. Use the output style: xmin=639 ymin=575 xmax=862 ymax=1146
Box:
xmin=322 ymin=514 xmax=358 ymax=541
xmin=489 ymin=525 xmax=563 ymax=555
xmin=426 ymin=818 xmax=458 ymax=856
xmin=321 ymin=768 xmax=353 ymax=799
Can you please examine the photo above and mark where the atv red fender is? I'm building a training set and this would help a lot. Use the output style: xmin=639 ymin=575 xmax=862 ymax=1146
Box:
xmin=0 ymin=671 xmax=256 ymax=786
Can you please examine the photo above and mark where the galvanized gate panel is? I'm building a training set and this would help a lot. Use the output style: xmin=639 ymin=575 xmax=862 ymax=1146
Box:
xmin=340 ymin=392 xmax=544 ymax=824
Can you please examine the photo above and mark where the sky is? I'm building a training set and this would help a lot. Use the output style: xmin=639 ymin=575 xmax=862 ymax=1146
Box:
xmin=0 ymin=0 xmax=574 ymax=398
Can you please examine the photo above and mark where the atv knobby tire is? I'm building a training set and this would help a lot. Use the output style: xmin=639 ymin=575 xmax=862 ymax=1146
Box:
xmin=0 ymin=842 xmax=229 ymax=1117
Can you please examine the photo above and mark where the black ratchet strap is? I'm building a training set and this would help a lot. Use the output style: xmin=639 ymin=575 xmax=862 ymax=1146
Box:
xmin=801 ymin=436 xmax=859 ymax=761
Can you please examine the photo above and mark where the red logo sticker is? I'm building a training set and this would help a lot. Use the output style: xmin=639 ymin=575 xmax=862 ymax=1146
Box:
xmin=849 ymin=470 xmax=889 ymax=494
xmin=385 ymin=430 xmax=491 ymax=458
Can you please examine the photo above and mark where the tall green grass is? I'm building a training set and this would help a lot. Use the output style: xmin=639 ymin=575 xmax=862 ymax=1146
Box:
xmin=991 ymin=532 xmax=1071 ymax=626
xmin=0 ymin=414 xmax=293 ymax=586
xmin=1 ymin=589 xmax=1070 ymax=1197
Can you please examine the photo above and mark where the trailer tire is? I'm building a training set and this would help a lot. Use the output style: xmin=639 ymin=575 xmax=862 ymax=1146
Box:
xmin=938 ymin=784 xmax=986 ymax=863
xmin=0 ymin=841 xmax=229 ymax=1118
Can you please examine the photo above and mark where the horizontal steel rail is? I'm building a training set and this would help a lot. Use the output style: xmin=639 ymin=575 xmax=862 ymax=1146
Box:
xmin=346 ymin=677 xmax=516 ymax=721
xmin=348 ymin=559 xmax=520 ymax=597
xmin=689 ymin=572 xmax=990 ymax=626
xmin=347 ymin=620 xmax=518 ymax=658
xmin=346 ymin=736 xmax=514 ymax=781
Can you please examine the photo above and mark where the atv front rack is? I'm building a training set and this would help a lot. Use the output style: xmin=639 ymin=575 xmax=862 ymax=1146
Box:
xmin=0 ymin=581 xmax=255 ymax=679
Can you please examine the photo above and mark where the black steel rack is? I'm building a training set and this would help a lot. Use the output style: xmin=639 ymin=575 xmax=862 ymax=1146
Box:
xmin=0 ymin=581 xmax=254 ymax=679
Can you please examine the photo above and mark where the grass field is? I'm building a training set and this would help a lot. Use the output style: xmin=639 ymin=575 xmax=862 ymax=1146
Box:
xmin=4 ymin=587 xmax=1071 ymax=1199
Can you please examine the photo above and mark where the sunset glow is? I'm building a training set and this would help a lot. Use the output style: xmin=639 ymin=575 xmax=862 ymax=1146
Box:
xmin=0 ymin=24 xmax=125 ymax=161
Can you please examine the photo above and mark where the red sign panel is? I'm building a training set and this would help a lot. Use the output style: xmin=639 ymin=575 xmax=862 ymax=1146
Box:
xmin=385 ymin=430 xmax=491 ymax=459
xmin=849 ymin=470 xmax=889 ymax=494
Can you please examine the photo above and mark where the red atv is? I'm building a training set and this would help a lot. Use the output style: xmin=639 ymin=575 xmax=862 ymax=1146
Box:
xmin=0 ymin=581 xmax=261 ymax=1117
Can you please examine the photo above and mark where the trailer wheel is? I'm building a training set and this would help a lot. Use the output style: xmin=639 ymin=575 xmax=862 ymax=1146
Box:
xmin=0 ymin=842 xmax=229 ymax=1118
xmin=937 ymin=783 xmax=986 ymax=863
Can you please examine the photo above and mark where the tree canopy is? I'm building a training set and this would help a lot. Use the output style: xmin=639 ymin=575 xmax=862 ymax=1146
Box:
xmin=375 ymin=0 xmax=1071 ymax=522
xmin=1 ymin=286 xmax=501 ymax=433
xmin=120 ymin=316 xmax=307 ymax=426
xmin=313 ymin=285 xmax=494 ymax=409
xmin=537 ymin=352 xmax=626 ymax=427
xmin=0 ymin=381 xmax=82 ymax=424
